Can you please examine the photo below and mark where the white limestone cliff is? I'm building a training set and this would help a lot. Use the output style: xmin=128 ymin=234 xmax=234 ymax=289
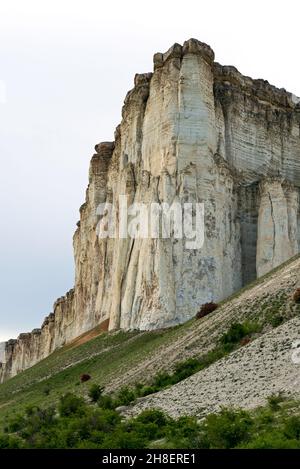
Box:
xmin=0 ymin=343 xmax=5 ymax=364
xmin=1 ymin=38 xmax=300 ymax=382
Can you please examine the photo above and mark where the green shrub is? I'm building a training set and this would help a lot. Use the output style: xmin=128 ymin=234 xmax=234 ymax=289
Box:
xmin=98 ymin=394 xmax=116 ymax=410
xmin=200 ymin=408 xmax=253 ymax=448
xmin=284 ymin=416 xmax=300 ymax=440
xmin=197 ymin=348 xmax=224 ymax=368
xmin=25 ymin=405 xmax=39 ymax=417
xmin=115 ymin=386 xmax=136 ymax=406
xmin=166 ymin=416 xmax=200 ymax=448
xmin=267 ymin=393 xmax=286 ymax=411
xmin=139 ymin=385 xmax=158 ymax=397
xmin=134 ymin=382 xmax=144 ymax=393
xmin=0 ymin=434 xmax=22 ymax=448
xmin=4 ymin=394 xmax=300 ymax=449
xmin=58 ymin=393 xmax=85 ymax=417
xmin=136 ymin=409 xmax=169 ymax=427
xmin=88 ymin=384 xmax=104 ymax=403
xmin=173 ymin=358 xmax=201 ymax=381
xmin=220 ymin=321 xmax=260 ymax=349
xmin=7 ymin=414 xmax=26 ymax=432
xmin=153 ymin=372 xmax=172 ymax=388
xmin=242 ymin=432 xmax=300 ymax=449
xmin=269 ymin=315 xmax=284 ymax=328
xmin=101 ymin=428 xmax=147 ymax=449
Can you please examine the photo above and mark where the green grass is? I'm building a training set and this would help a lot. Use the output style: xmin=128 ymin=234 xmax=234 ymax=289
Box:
xmin=0 ymin=324 xmax=195 ymax=427
xmin=0 ymin=319 xmax=260 ymax=426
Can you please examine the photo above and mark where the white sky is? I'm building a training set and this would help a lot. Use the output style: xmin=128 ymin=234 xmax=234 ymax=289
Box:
xmin=0 ymin=0 xmax=299 ymax=342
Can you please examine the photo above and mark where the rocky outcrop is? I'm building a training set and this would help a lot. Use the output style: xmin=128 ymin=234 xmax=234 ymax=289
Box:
xmin=0 ymin=290 xmax=75 ymax=381
xmin=1 ymin=38 xmax=300 ymax=382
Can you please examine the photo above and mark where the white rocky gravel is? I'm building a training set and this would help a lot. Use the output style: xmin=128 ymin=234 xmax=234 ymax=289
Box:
xmin=108 ymin=256 xmax=300 ymax=391
xmin=125 ymin=316 xmax=300 ymax=418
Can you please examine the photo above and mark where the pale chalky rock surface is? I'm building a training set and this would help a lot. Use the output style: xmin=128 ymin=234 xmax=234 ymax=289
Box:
xmin=1 ymin=38 xmax=300 ymax=382
xmin=124 ymin=316 xmax=300 ymax=419
xmin=0 ymin=344 xmax=5 ymax=364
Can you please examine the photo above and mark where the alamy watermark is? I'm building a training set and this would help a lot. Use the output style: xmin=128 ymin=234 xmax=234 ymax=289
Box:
xmin=96 ymin=195 xmax=205 ymax=250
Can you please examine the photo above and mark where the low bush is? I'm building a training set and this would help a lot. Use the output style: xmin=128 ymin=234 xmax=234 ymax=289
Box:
xmin=196 ymin=302 xmax=218 ymax=319
xmin=97 ymin=394 xmax=116 ymax=410
xmin=240 ymin=337 xmax=251 ymax=346
xmin=284 ymin=416 xmax=300 ymax=440
xmin=293 ymin=288 xmax=300 ymax=303
xmin=267 ymin=393 xmax=286 ymax=411
xmin=199 ymin=408 xmax=253 ymax=449
xmin=0 ymin=434 xmax=22 ymax=449
xmin=2 ymin=392 xmax=300 ymax=449
xmin=58 ymin=393 xmax=85 ymax=417
xmin=136 ymin=409 xmax=169 ymax=427
xmin=220 ymin=321 xmax=261 ymax=351
xmin=80 ymin=373 xmax=91 ymax=383
xmin=173 ymin=358 xmax=201 ymax=381
xmin=115 ymin=387 xmax=136 ymax=407
xmin=139 ymin=386 xmax=158 ymax=397
xmin=88 ymin=384 xmax=104 ymax=403
xmin=269 ymin=315 xmax=284 ymax=328
xmin=165 ymin=415 xmax=200 ymax=448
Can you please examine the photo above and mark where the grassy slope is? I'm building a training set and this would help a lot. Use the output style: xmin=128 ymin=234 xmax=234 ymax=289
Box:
xmin=0 ymin=325 xmax=194 ymax=426
xmin=0 ymin=254 xmax=299 ymax=427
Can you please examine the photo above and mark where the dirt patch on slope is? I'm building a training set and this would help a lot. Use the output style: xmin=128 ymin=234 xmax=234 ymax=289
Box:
xmin=65 ymin=319 xmax=109 ymax=349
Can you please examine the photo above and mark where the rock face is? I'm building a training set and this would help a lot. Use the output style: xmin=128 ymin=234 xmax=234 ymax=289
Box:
xmin=1 ymin=38 xmax=300 ymax=382
xmin=0 ymin=343 xmax=5 ymax=364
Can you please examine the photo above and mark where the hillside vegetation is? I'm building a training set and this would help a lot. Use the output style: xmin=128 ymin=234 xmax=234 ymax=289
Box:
xmin=2 ymin=388 xmax=300 ymax=449
xmin=0 ymin=255 xmax=300 ymax=438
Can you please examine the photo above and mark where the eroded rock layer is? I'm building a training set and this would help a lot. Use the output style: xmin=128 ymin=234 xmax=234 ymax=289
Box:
xmin=1 ymin=38 xmax=300 ymax=382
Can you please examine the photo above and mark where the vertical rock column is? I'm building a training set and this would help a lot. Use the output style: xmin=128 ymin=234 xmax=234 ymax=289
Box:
xmin=174 ymin=40 xmax=241 ymax=310
xmin=256 ymin=178 xmax=298 ymax=277
xmin=107 ymin=74 xmax=152 ymax=331
xmin=73 ymin=142 xmax=114 ymax=336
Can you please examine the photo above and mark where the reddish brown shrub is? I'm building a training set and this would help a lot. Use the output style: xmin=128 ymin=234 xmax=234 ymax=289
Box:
xmin=293 ymin=288 xmax=300 ymax=303
xmin=240 ymin=337 xmax=251 ymax=346
xmin=80 ymin=373 xmax=91 ymax=383
xmin=196 ymin=302 xmax=218 ymax=319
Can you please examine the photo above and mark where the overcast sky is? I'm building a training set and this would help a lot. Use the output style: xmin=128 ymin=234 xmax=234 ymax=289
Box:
xmin=0 ymin=0 xmax=299 ymax=342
